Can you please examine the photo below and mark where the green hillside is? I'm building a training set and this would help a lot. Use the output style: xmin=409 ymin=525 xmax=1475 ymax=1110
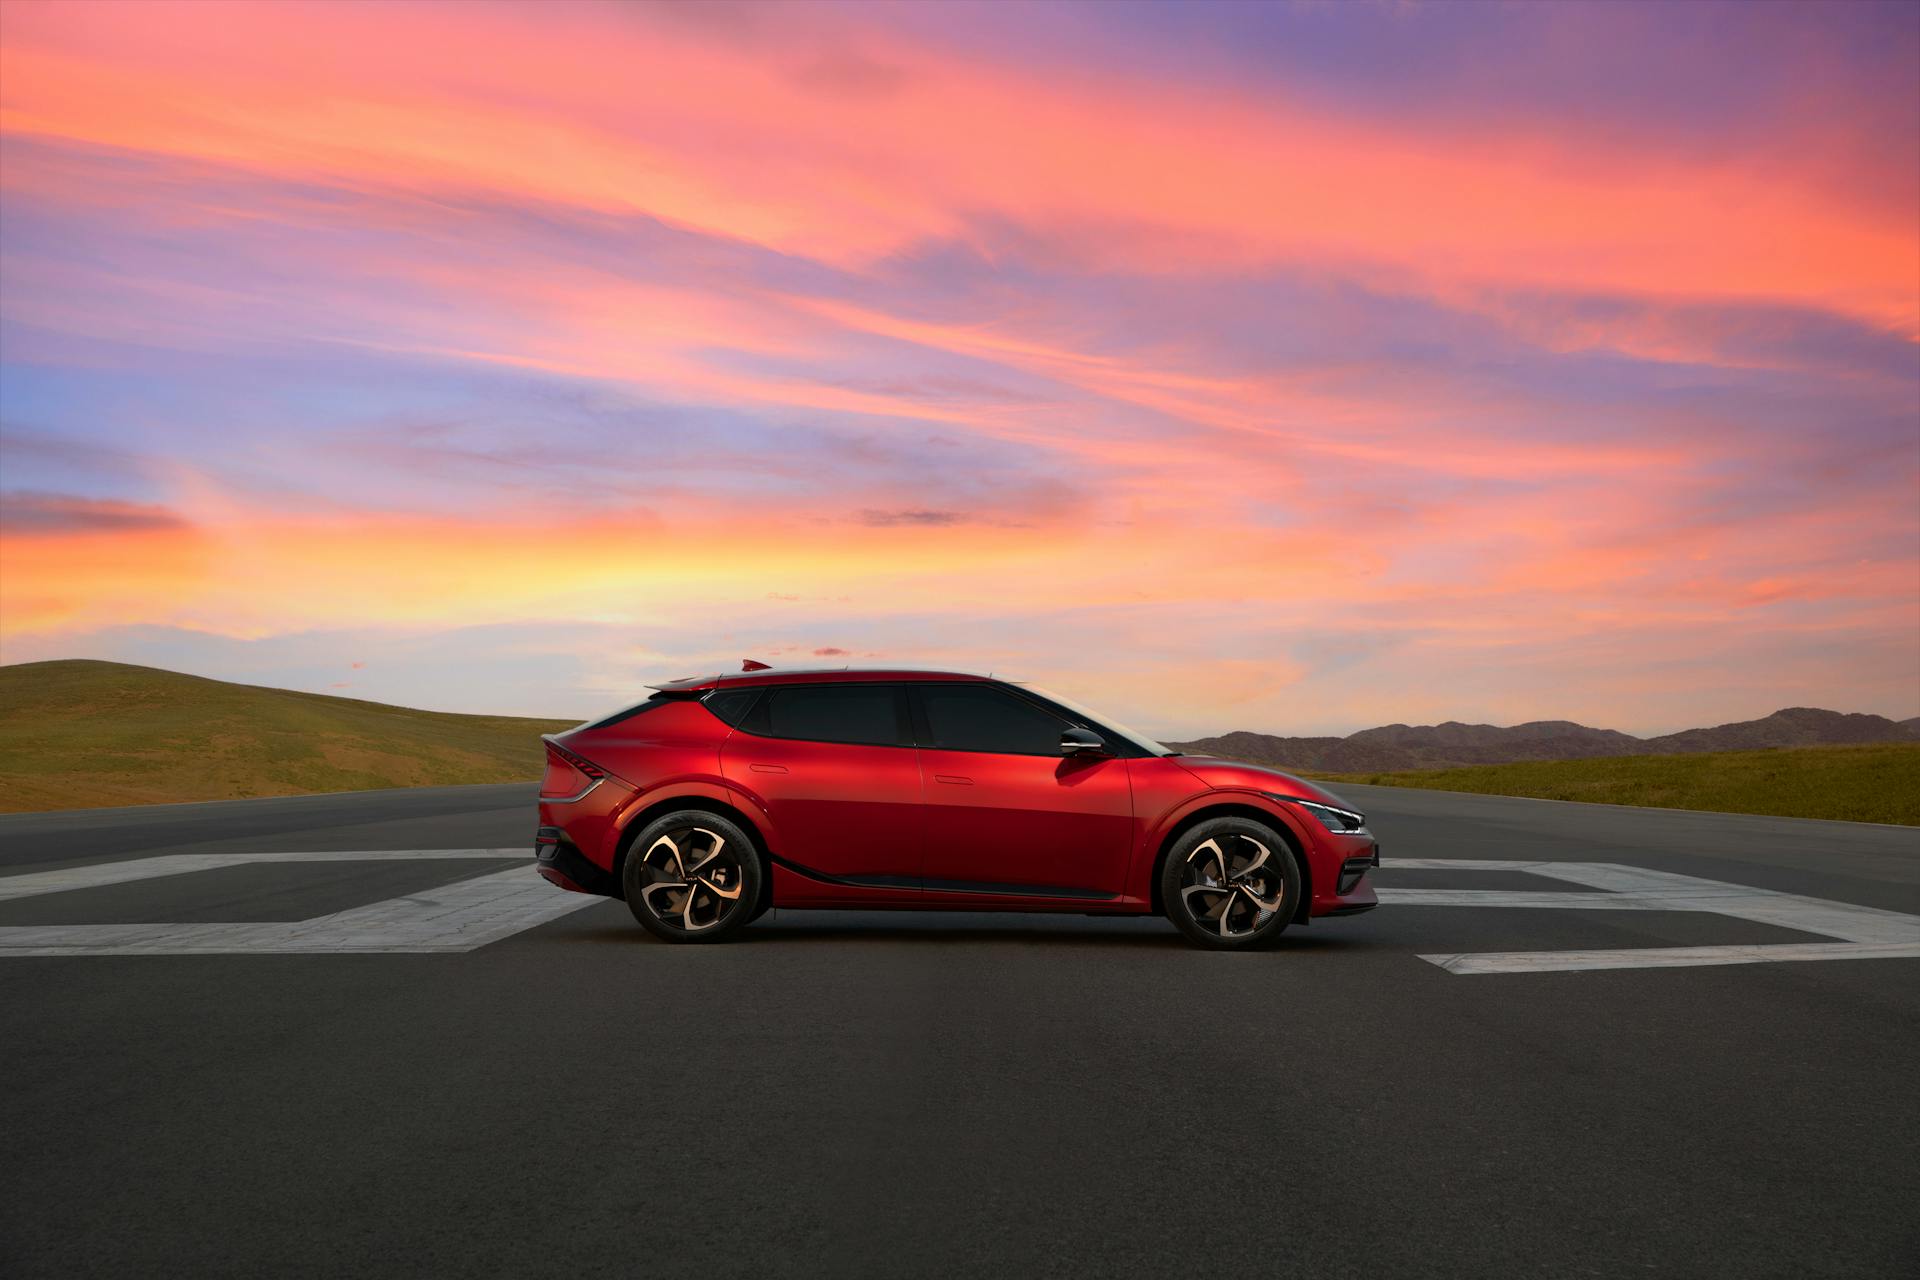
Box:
xmin=0 ymin=660 xmax=576 ymax=813
xmin=1309 ymin=742 xmax=1920 ymax=826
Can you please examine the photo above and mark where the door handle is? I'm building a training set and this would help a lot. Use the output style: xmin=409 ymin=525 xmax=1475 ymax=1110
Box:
xmin=749 ymin=763 xmax=788 ymax=774
xmin=934 ymin=774 xmax=972 ymax=786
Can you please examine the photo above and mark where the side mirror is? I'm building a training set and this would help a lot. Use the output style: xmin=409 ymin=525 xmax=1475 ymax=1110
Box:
xmin=1059 ymin=727 xmax=1110 ymax=756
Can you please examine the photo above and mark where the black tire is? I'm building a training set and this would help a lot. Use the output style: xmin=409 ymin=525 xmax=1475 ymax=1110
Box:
xmin=621 ymin=811 xmax=765 ymax=944
xmin=1160 ymin=816 xmax=1302 ymax=950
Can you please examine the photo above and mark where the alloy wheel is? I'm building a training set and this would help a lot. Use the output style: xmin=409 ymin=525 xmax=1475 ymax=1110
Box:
xmin=1178 ymin=834 xmax=1285 ymax=939
xmin=634 ymin=826 xmax=746 ymax=934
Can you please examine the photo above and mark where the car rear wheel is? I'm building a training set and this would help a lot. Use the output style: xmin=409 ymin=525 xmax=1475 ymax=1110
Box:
xmin=622 ymin=812 xmax=764 ymax=943
xmin=1161 ymin=817 xmax=1302 ymax=950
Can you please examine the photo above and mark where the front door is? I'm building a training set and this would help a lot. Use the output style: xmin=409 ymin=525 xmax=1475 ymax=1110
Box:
xmin=909 ymin=683 xmax=1133 ymax=897
xmin=720 ymin=683 xmax=921 ymax=885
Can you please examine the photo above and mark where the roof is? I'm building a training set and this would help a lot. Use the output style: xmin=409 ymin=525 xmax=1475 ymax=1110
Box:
xmin=649 ymin=666 xmax=1002 ymax=692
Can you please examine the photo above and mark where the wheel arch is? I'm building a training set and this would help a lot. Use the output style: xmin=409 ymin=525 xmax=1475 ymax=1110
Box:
xmin=613 ymin=794 xmax=775 ymax=911
xmin=1149 ymin=802 xmax=1313 ymax=924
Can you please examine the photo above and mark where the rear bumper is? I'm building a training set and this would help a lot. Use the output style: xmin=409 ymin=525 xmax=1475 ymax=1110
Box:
xmin=534 ymin=827 xmax=620 ymax=897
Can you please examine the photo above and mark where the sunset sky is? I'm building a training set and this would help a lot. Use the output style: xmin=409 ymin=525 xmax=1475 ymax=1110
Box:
xmin=1 ymin=0 xmax=1916 ymax=737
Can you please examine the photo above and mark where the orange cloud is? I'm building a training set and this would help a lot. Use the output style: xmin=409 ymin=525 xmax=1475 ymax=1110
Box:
xmin=2 ymin=0 xmax=1912 ymax=330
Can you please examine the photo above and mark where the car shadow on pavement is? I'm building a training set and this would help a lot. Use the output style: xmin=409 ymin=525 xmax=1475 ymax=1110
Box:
xmin=555 ymin=914 xmax=1379 ymax=951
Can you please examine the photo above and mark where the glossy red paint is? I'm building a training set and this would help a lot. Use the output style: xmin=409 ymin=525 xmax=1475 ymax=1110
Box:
xmin=1124 ymin=758 xmax=1380 ymax=918
xmin=917 ymin=748 xmax=1132 ymax=897
xmin=721 ymin=732 xmax=924 ymax=881
xmin=534 ymin=668 xmax=1379 ymax=929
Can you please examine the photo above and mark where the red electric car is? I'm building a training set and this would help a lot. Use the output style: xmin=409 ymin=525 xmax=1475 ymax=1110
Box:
xmin=534 ymin=668 xmax=1378 ymax=949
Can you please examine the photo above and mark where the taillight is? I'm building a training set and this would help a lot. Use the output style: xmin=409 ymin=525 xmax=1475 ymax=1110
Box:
xmin=548 ymin=741 xmax=605 ymax=779
xmin=541 ymin=739 xmax=608 ymax=799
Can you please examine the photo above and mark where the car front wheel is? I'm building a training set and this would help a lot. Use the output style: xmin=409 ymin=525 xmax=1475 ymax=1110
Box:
xmin=1160 ymin=817 xmax=1302 ymax=950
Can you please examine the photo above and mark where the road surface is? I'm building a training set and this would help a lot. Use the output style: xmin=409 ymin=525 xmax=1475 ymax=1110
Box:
xmin=2 ymin=783 xmax=1915 ymax=1278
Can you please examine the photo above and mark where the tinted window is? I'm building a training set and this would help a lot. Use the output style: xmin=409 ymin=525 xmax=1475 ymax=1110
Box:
xmin=584 ymin=693 xmax=681 ymax=730
xmin=702 ymin=688 xmax=760 ymax=727
xmin=762 ymin=685 xmax=902 ymax=746
xmin=918 ymin=685 xmax=1066 ymax=755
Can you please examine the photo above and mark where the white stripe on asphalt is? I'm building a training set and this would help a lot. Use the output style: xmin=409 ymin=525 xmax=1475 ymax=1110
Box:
xmin=0 ymin=852 xmax=603 ymax=955
xmin=1382 ymin=889 xmax=1672 ymax=908
xmin=0 ymin=849 xmax=528 ymax=902
xmin=3 ymin=851 xmax=1916 ymax=970
xmin=1383 ymin=859 xmax=1920 ymax=973
xmin=1422 ymin=942 xmax=1920 ymax=975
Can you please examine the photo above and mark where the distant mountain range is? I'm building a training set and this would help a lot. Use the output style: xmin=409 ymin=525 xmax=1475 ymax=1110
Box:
xmin=1168 ymin=707 xmax=1920 ymax=773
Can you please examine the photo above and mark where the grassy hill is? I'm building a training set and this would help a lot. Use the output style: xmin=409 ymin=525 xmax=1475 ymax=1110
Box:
xmin=1307 ymin=742 xmax=1920 ymax=826
xmin=0 ymin=660 xmax=576 ymax=813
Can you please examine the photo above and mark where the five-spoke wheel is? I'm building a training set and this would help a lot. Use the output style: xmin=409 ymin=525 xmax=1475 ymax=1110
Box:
xmin=622 ymin=811 xmax=765 ymax=943
xmin=1161 ymin=817 xmax=1301 ymax=949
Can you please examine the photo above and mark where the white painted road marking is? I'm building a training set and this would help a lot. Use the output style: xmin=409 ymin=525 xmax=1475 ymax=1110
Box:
xmin=0 ymin=850 xmax=603 ymax=955
xmin=2 ymin=851 xmax=1916 ymax=969
xmin=1381 ymin=859 xmax=1920 ymax=974
xmin=1421 ymin=942 xmax=1920 ymax=975
xmin=0 ymin=849 xmax=529 ymax=901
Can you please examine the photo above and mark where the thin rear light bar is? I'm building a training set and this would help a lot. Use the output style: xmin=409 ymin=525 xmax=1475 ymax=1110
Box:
xmin=545 ymin=739 xmax=606 ymax=780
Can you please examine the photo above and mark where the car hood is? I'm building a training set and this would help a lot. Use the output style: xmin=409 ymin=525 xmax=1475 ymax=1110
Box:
xmin=1173 ymin=757 xmax=1359 ymax=811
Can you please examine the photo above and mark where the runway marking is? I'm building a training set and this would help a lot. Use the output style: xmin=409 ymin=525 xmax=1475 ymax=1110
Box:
xmin=4 ymin=852 xmax=1915 ymax=970
xmin=0 ymin=850 xmax=603 ymax=955
xmin=1421 ymin=942 xmax=1920 ymax=975
xmin=0 ymin=849 xmax=530 ymax=902
xmin=1381 ymin=859 xmax=1920 ymax=974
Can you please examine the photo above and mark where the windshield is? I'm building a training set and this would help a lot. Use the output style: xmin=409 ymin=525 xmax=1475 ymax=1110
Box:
xmin=1024 ymin=685 xmax=1181 ymax=756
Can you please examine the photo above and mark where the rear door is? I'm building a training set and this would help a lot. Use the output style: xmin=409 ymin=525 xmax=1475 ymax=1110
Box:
xmin=720 ymin=683 xmax=922 ymax=885
xmin=910 ymin=683 xmax=1133 ymax=897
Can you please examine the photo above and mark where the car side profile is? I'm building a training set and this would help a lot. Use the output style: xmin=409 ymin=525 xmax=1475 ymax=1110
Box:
xmin=534 ymin=668 xmax=1378 ymax=949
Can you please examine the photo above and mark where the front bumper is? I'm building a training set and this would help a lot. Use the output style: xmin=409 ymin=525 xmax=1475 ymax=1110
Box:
xmin=534 ymin=827 xmax=620 ymax=897
xmin=1337 ymin=844 xmax=1380 ymax=894
xmin=1308 ymin=831 xmax=1379 ymax=917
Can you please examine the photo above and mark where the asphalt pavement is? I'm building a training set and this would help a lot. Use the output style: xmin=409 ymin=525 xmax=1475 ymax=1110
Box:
xmin=2 ymin=782 xmax=1916 ymax=1278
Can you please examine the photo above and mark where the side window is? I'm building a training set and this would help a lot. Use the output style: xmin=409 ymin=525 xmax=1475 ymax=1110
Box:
xmin=917 ymin=685 xmax=1067 ymax=756
xmin=760 ymin=685 xmax=903 ymax=747
xmin=702 ymin=688 xmax=760 ymax=727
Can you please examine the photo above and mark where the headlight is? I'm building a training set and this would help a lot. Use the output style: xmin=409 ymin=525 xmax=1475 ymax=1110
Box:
xmin=1269 ymin=794 xmax=1369 ymax=835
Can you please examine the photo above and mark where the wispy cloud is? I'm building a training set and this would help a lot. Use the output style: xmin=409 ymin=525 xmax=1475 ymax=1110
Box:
xmin=859 ymin=509 xmax=964 ymax=527
xmin=0 ymin=492 xmax=188 ymax=534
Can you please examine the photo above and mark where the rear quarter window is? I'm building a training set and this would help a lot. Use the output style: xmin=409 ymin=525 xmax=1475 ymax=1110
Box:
xmin=583 ymin=694 xmax=677 ymax=730
xmin=702 ymin=688 xmax=761 ymax=727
